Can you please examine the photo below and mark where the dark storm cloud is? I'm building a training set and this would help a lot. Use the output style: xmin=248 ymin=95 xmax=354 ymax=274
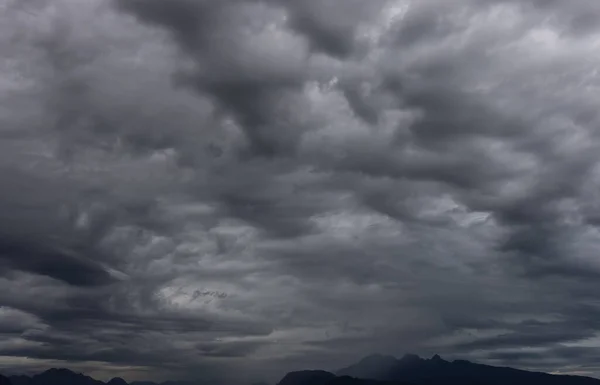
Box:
xmin=0 ymin=239 xmax=113 ymax=286
xmin=339 ymin=83 xmax=381 ymax=126
xmin=2 ymin=0 xmax=600 ymax=382
xmin=282 ymin=0 xmax=387 ymax=58
xmin=454 ymin=326 xmax=595 ymax=352
xmin=213 ymin=179 xmax=316 ymax=239
xmin=0 ymin=274 xmax=273 ymax=373
xmin=116 ymin=0 xmax=310 ymax=158
xmin=0 ymin=168 xmax=115 ymax=286
xmin=347 ymin=0 xmax=600 ymax=282
xmin=484 ymin=345 xmax=600 ymax=374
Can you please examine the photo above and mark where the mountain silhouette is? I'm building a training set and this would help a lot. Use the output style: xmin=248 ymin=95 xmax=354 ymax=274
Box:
xmin=4 ymin=358 xmax=600 ymax=385
xmin=335 ymin=353 xmax=600 ymax=385
xmin=277 ymin=371 xmax=414 ymax=385
xmin=278 ymin=370 xmax=337 ymax=385
xmin=8 ymin=368 xmax=106 ymax=385
xmin=337 ymin=354 xmax=399 ymax=379
xmin=8 ymin=375 xmax=31 ymax=385
xmin=130 ymin=382 xmax=158 ymax=385
xmin=4 ymin=369 xmax=207 ymax=385
xmin=107 ymin=378 xmax=129 ymax=385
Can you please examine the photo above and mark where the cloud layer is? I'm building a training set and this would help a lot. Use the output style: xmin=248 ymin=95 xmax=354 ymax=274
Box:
xmin=2 ymin=0 xmax=600 ymax=382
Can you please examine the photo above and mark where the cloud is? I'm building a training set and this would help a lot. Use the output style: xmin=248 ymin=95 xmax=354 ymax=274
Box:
xmin=2 ymin=0 xmax=600 ymax=382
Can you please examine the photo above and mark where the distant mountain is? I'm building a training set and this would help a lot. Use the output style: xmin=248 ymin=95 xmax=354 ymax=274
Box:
xmin=130 ymin=381 xmax=194 ymax=385
xmin=107 ymin=378 xmax=129 ymax=385
xmin=130 ymin=381 xmax=158 ymax=385
xmin=8 ymin=375 xmax=32 ymax=385
xmin=327 ymin=378 xmax=408 ymax=385
xmin=337 ymin=354 xmax=398 ymax=379
xmin=277 ymin=371 xmax=412 ymax=385
xmin=10 ymin=368 xmax=106 ymax=385
xmin=5 ymin=370 xmax=196 ymax=385
xmin=5 ymin=356 xmax=600 ymax=385
xmin=8 ymin=369 xmax=142 ymax=385
xmin=335 ymin=353 xmax=600 ymax=385
xmin=160 ymin=381 xmax=195 ymax=385
xmin=278 ymin=370 xmax=336 ymax=385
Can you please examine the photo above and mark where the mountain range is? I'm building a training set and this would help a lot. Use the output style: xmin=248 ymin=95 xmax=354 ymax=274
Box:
xmin=2 ymin=354 xmax=600 ymax=385
xmin=1 ymin=369 xmax=195 ymax=385
xmin=279 ymin=353 xmax=600 ymax=385
xmin=278 ymin=354 xmax=600 ymax=385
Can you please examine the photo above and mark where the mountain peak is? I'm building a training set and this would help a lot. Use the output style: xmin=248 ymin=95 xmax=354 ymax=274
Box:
xmin=331 ymin=353 xmax=600 ymax=385
xmin=33 ymin=368 xmax=104 ymax=385
xmin=37 ymin=368 xmax=80 ymax=378
xmin=108 ymin=378 xmax=128 ymax=385
xmin=277 ymin=371 xmax=335 ymax=385
xmin=430 ymin=354 xmax=445 ymax=362
xmin=398 ymin=354 xmax=422 ymax=364
xmin=43 ymin=368 xmax=76 ymax=374
xmin=336 ymin=354 xmax=398 ymax=379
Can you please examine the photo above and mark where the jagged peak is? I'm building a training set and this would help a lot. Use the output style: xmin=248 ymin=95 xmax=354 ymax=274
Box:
xmin=399 ymin=353 xmax=422 ymax=363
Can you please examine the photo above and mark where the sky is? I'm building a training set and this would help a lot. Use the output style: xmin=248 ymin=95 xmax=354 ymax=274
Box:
xmin=1 ymin=0 xmax=600 ymax=383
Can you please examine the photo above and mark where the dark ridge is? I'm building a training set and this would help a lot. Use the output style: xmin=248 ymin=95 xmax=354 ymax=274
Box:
xmin=335 ymin=354 xmax=600 ymax=385
xmin=430 ymin=354 xmax=444 ymax=362
xmin=337 ymin=354 xmax=398 ymax=379
xmin=8 ymin=375 xmax=31 ymax=385
xmin=277 ymin=370 xmax=336 ymax=385
xmin=397 ymin=354 xmax=422 ymax=365
xmin=4 ymin=358 xmax=600 ymax=385
xmin=32 ymin=368 xmax=105 ymax=385
xmin=278 ymin=372 xmax=413 ymax=385
xmin=159 ymin=381 xmax=194 ymax=385
xmin=107 ymin=378 xmax=129 ymax=385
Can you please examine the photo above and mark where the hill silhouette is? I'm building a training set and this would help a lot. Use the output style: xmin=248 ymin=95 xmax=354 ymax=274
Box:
xmin=277 ymin=370 xmax=337 ymax=385
xmin=5 ymin=369 xmax=192 ymax=385
xmin=107 ymin=378 xmax=129 ymax=385
xmin=8 ymin=368 xmax=105 ymax=385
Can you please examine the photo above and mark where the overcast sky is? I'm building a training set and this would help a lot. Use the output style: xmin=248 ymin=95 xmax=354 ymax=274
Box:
xmin=1 ymin=0 xmax=600 ymax=383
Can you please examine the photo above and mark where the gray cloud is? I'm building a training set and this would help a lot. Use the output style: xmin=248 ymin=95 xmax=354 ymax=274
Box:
xmin=1 ymin=0 xmax=600 ymax=383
